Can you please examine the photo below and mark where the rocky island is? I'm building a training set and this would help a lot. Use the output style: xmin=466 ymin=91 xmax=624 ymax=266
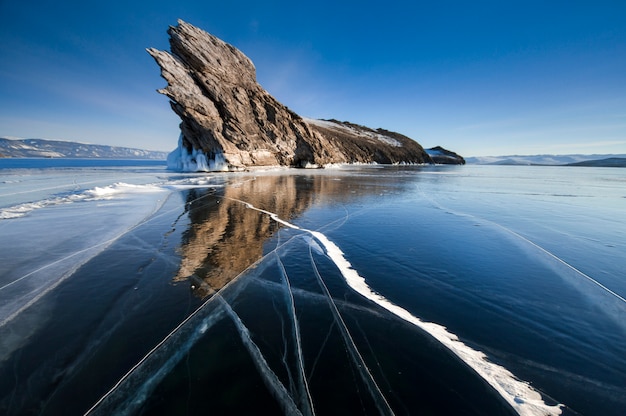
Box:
xmin=148 ymin=20 xmax=464 ymax=171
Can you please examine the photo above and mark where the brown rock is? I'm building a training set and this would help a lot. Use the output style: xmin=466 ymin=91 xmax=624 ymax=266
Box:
xmin=426 ymin=146 xmax=466 ymax=165
xmin=148 ymin=20 xmax=434 ymax=170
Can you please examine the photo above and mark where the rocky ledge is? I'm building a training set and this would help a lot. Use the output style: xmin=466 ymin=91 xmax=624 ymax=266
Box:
xmin=148 ymin=20 xmax=463 ymax=171
xmin=425 ymin=146 xmax=465 ymax=165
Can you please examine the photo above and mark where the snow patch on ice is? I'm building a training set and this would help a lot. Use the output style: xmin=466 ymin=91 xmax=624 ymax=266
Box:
xmin=86 ymin=183 xmax=164 ymax=199
xmin=0 ymin=183 xmax=166 ymax=220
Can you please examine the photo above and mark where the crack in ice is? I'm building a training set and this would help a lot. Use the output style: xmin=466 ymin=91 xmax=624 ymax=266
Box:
xmin=217 ymin=295 xmax=304 ymax=416
xmin=419 ymin=189 xmax=626 ymax=306
xmin=236 ymin=198 xmax=563 ymax=416
xmin=275 ymin=252 xmax=315 ymax=416
xmin=308 ymin=245 xmax=395 ymax=415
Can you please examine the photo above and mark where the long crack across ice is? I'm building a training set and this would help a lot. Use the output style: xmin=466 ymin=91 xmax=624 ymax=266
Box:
xmin=237 ymin=198 xmax=564 ymax=416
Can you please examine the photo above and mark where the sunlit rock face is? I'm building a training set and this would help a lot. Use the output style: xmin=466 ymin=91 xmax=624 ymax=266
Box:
xmin=148 ymin=20 xmax=434 ymax=171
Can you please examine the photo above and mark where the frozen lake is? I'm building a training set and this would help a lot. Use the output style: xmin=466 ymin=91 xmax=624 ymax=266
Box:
xmin=1 ymin=160 xmax=625 ymax=415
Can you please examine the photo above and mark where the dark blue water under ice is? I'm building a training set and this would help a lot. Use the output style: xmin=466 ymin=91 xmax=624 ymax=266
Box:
xmin=0 ymin=160 xmax=624 ymax=415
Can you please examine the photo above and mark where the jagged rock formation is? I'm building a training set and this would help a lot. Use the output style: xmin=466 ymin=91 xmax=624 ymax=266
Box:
xmin=426 ymin=146 xmax=466 ymax=165
xmin=148 ymin=20 xmax=456 ymax=170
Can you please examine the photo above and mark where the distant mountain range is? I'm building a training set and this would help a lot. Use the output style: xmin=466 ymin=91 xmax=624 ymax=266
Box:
xmin=0 ymin=137 xmax=168 ymax=159
xmin=3 ymin=136 xmax=624 ymax=167
xmin=466 ymin=154 xmax=626 ymax=167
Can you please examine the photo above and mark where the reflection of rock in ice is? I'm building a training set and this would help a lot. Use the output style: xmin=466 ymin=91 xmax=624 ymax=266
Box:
xmin=150 ymin=171 xmax=563 ymax=415
xmin=94 ymin=195 xmax=563 ymax=416
xmin=172 ymin=173 xmax=390 ymax=297
xmin=172 ymin=176 xmax=294 ymax=294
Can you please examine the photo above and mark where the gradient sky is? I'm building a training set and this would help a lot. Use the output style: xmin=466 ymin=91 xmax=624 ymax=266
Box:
xmin=1 ymin=1 xmax=625 ymax=156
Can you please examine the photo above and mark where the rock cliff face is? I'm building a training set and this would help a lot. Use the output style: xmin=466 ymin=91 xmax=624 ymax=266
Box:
xmin=148 ymin=20 xmax=459 ymax=170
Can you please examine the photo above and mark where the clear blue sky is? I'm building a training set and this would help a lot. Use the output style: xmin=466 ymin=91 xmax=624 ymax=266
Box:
xmin=1 ymin=0 xmax=625 ymax=156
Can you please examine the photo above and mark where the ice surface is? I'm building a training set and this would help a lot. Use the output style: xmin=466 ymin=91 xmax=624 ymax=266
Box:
xmin=0 ymin=173 xmax=169 ymax=329
xmin=0 ymin=182 xmax=164 ymax=219
xmin=4 ymin=164 xmax=625 ymax=416
xmin=234 ymin=200 xmax=563 ymax=416
xmin=86 ymin=308 xmax=227 ymax=416
xmin=419 ymin=180 xmax=626 ymax=333
xmin=89 ymin=194 xmax=563 ymax=415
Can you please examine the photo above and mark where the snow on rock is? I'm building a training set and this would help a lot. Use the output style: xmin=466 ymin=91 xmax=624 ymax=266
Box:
xmin=425 ymin=146 xmax=466 ymax=165
xmin=304 ymin=118 xmax=403 ymax=147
